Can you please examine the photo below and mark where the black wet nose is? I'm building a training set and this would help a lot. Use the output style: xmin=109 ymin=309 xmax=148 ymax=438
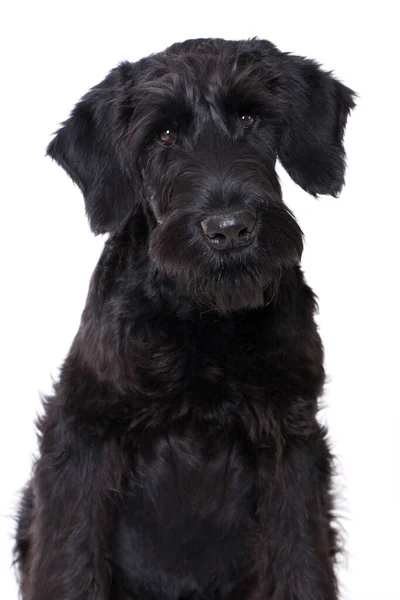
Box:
xmin=201 ymin=211 xmax=257 ymax=250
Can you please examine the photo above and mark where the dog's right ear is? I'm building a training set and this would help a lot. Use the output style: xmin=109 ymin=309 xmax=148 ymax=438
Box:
xmin=47 ymin=63 xmax=137 ymax=234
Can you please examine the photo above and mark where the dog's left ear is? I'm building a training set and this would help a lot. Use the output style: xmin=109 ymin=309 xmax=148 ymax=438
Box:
xmin=47 ymin=62 xmax=138 ymax=234
xmin=277 ymin=53 xmax=356 ymax=197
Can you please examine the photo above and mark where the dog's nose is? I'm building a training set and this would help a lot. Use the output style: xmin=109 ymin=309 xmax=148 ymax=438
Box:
xmin=201 ymin=211 xmax=257 ymax=250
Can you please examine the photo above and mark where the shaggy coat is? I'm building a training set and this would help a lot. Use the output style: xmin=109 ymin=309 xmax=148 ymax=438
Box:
xmin=15 ymin=38 xmax=355 ymax=600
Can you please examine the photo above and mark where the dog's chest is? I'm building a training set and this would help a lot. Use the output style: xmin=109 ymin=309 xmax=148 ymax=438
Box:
xmin=131 ymin=313 xmax=279 ymax=401
xmin=113 ymin=427 xmax=257 ymax=595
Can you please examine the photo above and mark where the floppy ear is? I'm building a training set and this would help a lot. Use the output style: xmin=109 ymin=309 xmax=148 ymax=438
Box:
xmin=277 ymin=53 xmax=356 ymax=197
xmin=47 ymin=62 xmax=138 ymax=234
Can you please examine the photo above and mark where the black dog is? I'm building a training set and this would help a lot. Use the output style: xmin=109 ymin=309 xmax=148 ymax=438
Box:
xmin=15 ymin=38 xmax=355 ymax=600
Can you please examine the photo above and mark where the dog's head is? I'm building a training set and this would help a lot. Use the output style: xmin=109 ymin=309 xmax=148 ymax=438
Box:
xmin=48 ymin=38 xmax=355 ymax=312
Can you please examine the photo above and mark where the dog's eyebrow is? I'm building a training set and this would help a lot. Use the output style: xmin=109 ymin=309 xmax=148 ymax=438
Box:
xmin=124 ymin=79 xmax=195 ymax=142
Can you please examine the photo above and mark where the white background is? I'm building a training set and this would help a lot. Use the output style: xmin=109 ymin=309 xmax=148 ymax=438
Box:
xmin=1 ymin=1 xmax=399 ymax=598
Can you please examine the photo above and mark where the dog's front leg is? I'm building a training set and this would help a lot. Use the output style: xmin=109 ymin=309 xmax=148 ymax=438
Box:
xmin=25 ymin=417 xmax=124 ymax=600
xmin=259 ymin=439 xmax=338 ymax=600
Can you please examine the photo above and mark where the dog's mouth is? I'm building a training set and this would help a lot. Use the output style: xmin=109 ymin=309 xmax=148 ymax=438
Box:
xmin=195 ymin=269 xmax=281 ymax=313
xmin=151 ymin=255 xmax=281 ymax=312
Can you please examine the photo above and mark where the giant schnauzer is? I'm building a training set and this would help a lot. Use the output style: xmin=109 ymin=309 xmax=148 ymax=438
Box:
xmin=15 ymin=38 xmax=355 ymax=600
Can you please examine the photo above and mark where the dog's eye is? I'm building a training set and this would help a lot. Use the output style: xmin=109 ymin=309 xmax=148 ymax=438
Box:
xmin=240 ymin=114 xmax=256 ymax=130
xmin=157 ymin=128 xmax=178 ymax=146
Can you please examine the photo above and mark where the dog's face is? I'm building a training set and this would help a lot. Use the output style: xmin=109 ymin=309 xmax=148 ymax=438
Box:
xmin=48 ymin=38 xmax=355 ymax=312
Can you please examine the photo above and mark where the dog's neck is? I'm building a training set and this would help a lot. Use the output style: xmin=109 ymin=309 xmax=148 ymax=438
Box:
xmin=64 ymin=244 xmax=323 ymax=418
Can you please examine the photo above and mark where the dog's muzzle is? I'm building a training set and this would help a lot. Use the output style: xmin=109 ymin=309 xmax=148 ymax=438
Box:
xmin=200 ymin=210 xmax=257 ymax=250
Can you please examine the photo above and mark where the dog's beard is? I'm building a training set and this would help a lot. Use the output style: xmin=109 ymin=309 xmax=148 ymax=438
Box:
xmin=148 ymin=206 xmax=302 ymax=313
xmin=168 ymin=264 xmax=281 ymax=313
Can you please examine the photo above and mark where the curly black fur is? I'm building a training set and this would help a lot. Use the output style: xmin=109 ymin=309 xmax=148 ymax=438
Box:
xmin=14 ymin=37 xmax=355 ymax=600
